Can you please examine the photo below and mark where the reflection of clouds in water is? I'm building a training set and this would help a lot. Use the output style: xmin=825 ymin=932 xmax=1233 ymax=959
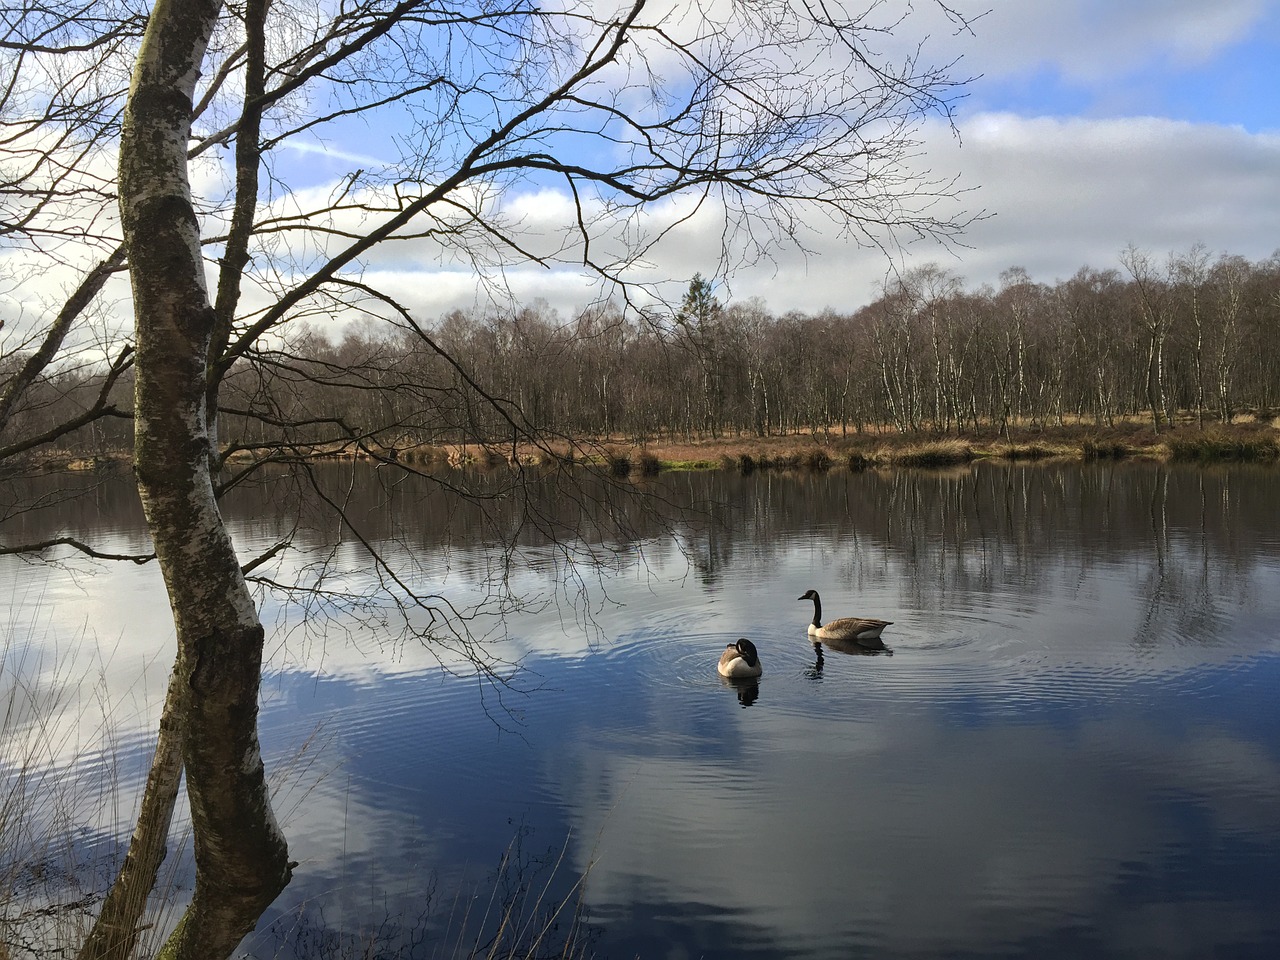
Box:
xmin=264 ymin=539 xmax=1280 ymax=683
xmin=267 ymin=775 xmax=447 ymax=904
xmin=253 ymin=658 xmax=1278 ymax=953
xmin=12 ymin=464 xmax=1280 ymax=702
xmin=1082 ymin=714 xmax=1280 ymax=841
xmin=3 ymin=563 xmax=175 ymax=768
xmin=5 ymin=466 xmax=1280 ymax=957
xmin=1176 ymin=729 xmax=1280 ymax=831
xmin=244 ymin=761 xmax=471 ymax=959
xmin=1105 ymin=900 xmax=1275 ymax=960
xmin=556 ymin=703 xmax=1278 ymax=956
xmin=12 ymin=538 xmax=1276 ymax=715
xmin=5 ymin=556 xmax=174 ymax=656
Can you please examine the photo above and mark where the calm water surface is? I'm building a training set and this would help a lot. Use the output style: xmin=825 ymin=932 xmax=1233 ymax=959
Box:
xmin=4 ymin=462 xmax=1280 ymax=959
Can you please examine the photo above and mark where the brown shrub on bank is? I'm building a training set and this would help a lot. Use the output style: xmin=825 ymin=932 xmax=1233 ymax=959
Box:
xmin=881 ymin=439 xmax=975 ymax=468
xmin=1165 ymin=428 xmax=1280 ymax=462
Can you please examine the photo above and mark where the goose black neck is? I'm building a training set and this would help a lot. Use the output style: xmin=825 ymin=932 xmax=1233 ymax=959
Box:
xmin=810 ymin=594 xmax=822 ymax=627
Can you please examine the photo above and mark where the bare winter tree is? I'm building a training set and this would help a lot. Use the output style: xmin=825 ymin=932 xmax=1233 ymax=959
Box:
xmin=1 ymin=0 xmax=982 ymax=956
xmin=1120 ymin=244 xmax=1176 ymax=433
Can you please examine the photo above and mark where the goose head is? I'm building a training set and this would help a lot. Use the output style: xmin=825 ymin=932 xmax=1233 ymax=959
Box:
xmin=798 ymin=589 xmax=823 ymax=629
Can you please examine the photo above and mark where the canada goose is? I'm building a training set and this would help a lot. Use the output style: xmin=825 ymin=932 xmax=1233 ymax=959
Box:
xmin=798 ymin=589 xmax=892 ymax=643
xmin=717 ymin=638 xmax=763 ymax=678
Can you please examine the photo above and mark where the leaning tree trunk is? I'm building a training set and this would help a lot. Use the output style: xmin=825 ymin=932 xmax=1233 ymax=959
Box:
xmin=118 ymin=2 xmax=291 ymax=958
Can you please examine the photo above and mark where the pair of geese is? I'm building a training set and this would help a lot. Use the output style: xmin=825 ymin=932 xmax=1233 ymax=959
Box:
xmin=717 ymin=589 xmax=892 ymax=678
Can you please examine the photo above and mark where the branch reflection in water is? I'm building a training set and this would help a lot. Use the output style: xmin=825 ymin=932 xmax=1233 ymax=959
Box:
xmin=4 ymin=461 xmax=1280 ymax=958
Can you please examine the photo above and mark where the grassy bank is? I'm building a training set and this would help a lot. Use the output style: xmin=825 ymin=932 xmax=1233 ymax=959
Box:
xmin=28 ymin=418 xmax=1280 ymax=476
xmin=540 ymin=419 xmax=1280 ymax=475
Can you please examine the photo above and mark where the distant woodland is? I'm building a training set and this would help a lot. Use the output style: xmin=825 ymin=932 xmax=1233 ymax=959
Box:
xmin=8 ymin=246 xmax=1280 ymax=461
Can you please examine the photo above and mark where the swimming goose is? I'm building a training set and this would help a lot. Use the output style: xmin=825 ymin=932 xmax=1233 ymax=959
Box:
xmin=798 ymin=589 xmax=892 ymax=643
xmin=717 ymin=638 xmax=763 ymax=678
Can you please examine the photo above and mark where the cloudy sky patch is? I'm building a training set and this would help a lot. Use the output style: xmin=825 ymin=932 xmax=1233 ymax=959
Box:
xmin=317 ymin=1 xmax=1280 ymax=317
xmin=7 ymin=3 xmax=1278 ymax=331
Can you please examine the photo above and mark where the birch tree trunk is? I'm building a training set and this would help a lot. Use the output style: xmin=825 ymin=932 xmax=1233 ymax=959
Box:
xmin=117 ymin=2 xmax=291 ymax=957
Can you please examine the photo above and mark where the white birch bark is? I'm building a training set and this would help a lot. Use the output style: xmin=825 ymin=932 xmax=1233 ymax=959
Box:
xmin=118 ymin=3 xmax=291 ymax=957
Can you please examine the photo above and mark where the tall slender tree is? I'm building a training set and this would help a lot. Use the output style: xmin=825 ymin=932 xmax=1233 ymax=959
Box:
xmin=2 ymin=2 xmax=981 ymax=955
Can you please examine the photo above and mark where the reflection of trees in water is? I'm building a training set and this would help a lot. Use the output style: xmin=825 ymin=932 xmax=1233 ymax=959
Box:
xmin=807 ymin=638 xmax=892 ymax=681
xmin=1 ymin=467 xmax=148 ymax=550
xmin=796 ymin=462 xmax=1277 ymax=640
xmin=7 ymin=462 xmax=1277 ymax=637
xmin=699 ymin=463 xmax=1275 ymax=634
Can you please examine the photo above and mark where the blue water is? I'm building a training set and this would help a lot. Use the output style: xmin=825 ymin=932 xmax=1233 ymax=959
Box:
xmin=3 ymin=462 xmax=1280 ymax=958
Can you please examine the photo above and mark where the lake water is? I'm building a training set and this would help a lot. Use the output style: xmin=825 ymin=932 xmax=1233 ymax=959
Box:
xmin=3 ymin=461 xmax=1280 ymax=959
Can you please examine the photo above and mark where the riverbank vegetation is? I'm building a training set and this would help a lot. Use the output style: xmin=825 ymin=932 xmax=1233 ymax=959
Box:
xmin=253 ymin=252 xmax=1276 ymax=461
xmin=8 ymin=252 xmax=1279 ymax=480
xmin=28 ymin=415 xmax=1280 ymax=476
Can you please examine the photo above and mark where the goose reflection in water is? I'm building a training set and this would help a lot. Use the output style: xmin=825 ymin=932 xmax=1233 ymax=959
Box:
xmin=719 ymin=675 xmax=760 ymax=706
xmin=808 ymin=636 xmax=893 ymax=680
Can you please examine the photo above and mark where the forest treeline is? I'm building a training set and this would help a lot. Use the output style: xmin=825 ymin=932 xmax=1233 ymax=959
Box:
xmin=224 ymin=246 xmax=1280 ymax=453
xmin=8 ymin=245 xmax=1280 ymax=461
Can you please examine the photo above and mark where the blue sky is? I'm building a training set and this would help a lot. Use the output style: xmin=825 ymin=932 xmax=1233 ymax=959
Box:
xmin=316 ymin=1 xmax=1280 ymax=317
xmin=968 ymin=3 xmax=1280 ymax=131
xmin=14 ymin=2 xmax=1276 ymax=328
xmin=822 ymin=0 xmax=1280 ymax=307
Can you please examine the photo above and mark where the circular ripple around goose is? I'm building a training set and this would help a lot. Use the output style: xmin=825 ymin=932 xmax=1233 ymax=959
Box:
xmin=600 ymin=629 xmax=745 ymax=689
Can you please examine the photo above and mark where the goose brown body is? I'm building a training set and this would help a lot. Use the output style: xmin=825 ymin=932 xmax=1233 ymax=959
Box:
xmin=717 ymin=638 xmax=763 ymax=678
xmin=799 ymin=589 xmax=892 ymax=642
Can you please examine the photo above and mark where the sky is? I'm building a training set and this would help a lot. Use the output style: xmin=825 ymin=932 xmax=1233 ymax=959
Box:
xmin=693 ymin=0 xmax=1280 ymax=312
xmin=765 ymin=0 xmax=1280 ymax=311
xmin=6 ymin=2 xmax=1279 ymax=340
xmin=293 ymin=0 xmax=1280 ymax=320
xmin=885 ymin=0 xmax=1280 ymax=304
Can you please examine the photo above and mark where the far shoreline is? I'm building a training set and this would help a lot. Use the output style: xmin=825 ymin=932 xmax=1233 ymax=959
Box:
xmin=37 ymin=417 xmax=1280 ymax=475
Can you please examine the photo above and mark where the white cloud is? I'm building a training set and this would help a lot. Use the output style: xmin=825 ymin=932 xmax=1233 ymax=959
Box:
xmin=912 ymin=113 xmax=1280 ymax=289
xmin=8 ymin=4 xmax=1278 ymax=340
xmin=308 ymin=110 xmax=1280 ymax=318
xmin=961 ymin=0 xmax=1271 ymax=80
xmin=206 ymin=0 xmax=1280 ymax=317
